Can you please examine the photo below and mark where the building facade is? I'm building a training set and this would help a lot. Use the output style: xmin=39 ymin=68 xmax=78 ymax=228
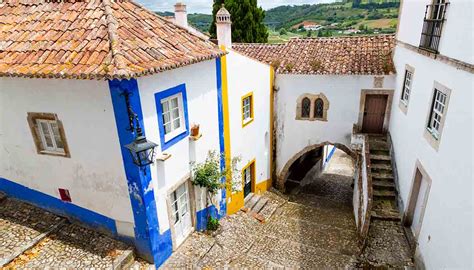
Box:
xmin=390 ymin=0 xmax=473 ymax=268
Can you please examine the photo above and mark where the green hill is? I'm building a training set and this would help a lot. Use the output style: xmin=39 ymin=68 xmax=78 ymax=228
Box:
xmin=157 ymin=0 xmax=400 ymax=42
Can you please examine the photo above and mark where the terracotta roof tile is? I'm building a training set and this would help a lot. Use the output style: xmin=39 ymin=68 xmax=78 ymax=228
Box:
xmin=233 ymin=35 xmax=396 ymax=75
xmin=0 ymin=0 xmax=225 ymax=80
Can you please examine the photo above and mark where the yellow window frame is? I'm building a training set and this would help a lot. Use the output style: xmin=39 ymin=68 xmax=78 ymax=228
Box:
xmin=241 ymin=92 xmax=254 ymax=127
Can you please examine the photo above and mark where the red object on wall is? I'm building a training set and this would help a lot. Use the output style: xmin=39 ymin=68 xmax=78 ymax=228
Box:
xmin=58 ymin=188 xmax=72 ymax=202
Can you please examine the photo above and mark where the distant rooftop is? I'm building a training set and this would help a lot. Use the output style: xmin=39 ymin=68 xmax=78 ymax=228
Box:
xmin=233 ymin=35 xmax=396 ymax=75
xmin=0 ymin=0 xmax=224 ymax=80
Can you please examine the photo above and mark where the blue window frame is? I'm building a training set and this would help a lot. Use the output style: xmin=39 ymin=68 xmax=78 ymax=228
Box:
xmin=155 ymin=84 xmax=189 ymax=151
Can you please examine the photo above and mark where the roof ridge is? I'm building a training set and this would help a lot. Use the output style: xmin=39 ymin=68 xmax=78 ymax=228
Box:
xmin=102 ymin=0 xmax=129 ymax=77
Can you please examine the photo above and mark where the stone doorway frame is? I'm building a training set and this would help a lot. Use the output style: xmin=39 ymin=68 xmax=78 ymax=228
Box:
xmin=403 ymin=160 xmax=432 ymax=240
xmin=277 ymin=142 xmax=357 ymax=191
xmin=356 ymin=89 xmax=394 ymax=134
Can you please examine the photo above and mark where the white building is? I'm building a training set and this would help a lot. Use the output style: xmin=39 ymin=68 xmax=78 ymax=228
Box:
xmin=390 ymin=0 xmax=473 ymax=268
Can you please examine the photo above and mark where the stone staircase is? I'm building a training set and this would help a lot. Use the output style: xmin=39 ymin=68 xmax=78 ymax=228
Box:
xmin=0 ymin=193 xmax=135 ymax=269
xmin=368 ymin=136 xmax=402 ymax=223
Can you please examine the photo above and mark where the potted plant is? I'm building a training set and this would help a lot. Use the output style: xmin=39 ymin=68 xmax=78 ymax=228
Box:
xmin=191 ymin=123 xmax=200 ymax=137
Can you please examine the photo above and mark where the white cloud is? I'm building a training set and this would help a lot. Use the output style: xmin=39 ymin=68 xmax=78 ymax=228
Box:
xmin=136 ymin=0 xmax=335 ymax=14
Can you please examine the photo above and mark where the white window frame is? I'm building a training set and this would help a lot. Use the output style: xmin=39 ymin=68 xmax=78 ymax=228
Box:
xmin=427 ymin=89 xmax=446 ymax=139
xmin=36 ymin=119 xmax=65 ymax=154
xmin=401 ymin=70 xmax=413 ymax=104
xmin=161 ymin=93 xmax=186 ymax=142
xmin=242 ymin=95 xmax=253 ymax=124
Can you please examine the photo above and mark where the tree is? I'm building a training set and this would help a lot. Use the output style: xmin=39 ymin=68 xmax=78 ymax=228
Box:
xmin=279 ymin=28 xmax=287 ymax=35
xmin=209 ymin=0 xmax=269 ymax=43
xmin=307 ymin=30 xmax=313 ymax=37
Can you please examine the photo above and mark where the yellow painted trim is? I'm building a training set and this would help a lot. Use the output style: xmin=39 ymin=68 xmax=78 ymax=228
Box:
xmin=241 ymin=159 xmax=256 ymax=194
xmin=269 ymin=67 xmax=275 ymax=187
xmin=220 ymin=47 xmax=244 ymax=215
xmin=241 ymin=91 xmax=254 ymax=128
xmin=255 ymin=179 xmax=272 ymax=195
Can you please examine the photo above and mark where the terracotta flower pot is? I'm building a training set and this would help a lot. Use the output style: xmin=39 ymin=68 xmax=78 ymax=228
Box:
xmin=191 ymin=124 xmax=200 ymax=137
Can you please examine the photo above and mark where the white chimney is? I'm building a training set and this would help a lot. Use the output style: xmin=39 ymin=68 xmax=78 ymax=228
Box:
xmin=174 ymin=2 xmax=188 ymax=29
xmin=216 ymin=4 xmax=232 ymax=48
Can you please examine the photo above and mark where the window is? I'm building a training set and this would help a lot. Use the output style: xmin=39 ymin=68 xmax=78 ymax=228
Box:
xmin=401 ymin=70 xmax=413 ymax=104
xmin=302 ymin=98 xmax=311 ymax=118
xmin=424 ymin=82 xmax=451 ymax=150
xmin=161 ymin=93 xmax=185 ymax=141
xmin=314 ymin=98 xmax=324 ymax=119
xmin=427 ymin=89 xmax=446 ymax=137
xmin=27 ymin=112 xmax=70 ymax=157
xmin=419 ymin=0 xmax=449 ymax=53
xmin=155 ymin=84 xmax=189 ymax=151
xmin=241 ymin=92 xmax=254 ymax=127
xmin=296 ymin=93 xmax=329 ymax=121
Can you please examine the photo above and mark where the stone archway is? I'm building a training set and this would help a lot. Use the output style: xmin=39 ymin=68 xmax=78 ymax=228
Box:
xmin=277 ymin=142 xmax=357 ymax=191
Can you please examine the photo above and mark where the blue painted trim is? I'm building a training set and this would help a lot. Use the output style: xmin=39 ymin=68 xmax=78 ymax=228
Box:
xmin=154 ymin=84 xmax=190 ymax=151
xmin=326 ymin=145 xmax=337 ymax=163
xmin=0 ymin=178 xmax=117 ymax=233
xmin=216 ymin=58 xmax=227 ymax=218
xmin=196 ymin=205 xmax=218 ymax=232
xmin=109 ymin=79 xmax=172 ymax=267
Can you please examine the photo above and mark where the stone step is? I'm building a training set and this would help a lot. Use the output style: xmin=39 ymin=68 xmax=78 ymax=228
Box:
xmin=371 ymin=210 xmax=401 ymax=221
xmin=370 ymin=154 xmax=391 ymax=161
xmin=373 ymin=190 xmax=397 ymax=199
xmin=244 ymin=193 xmax=254 ymax=205
xmin=371 ymin=163 xmax=393 ymax=171
xmin=369 ymin=141 xmax=390 ymax=151
xmin=372 ymin=172 xmax=394 ymax=180
xmin=373 ymin=180 xmax=396 ymax=191
xmin=370 ymin=149 xmax=390 ymax=157
xmin=252 ymin=197 xmax=269 ymax=214
xmin=245 ymin=194 xmax=260 ymax=210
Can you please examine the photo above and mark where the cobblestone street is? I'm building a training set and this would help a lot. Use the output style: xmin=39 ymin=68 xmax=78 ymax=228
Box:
xmin=161 ymin=150 xmax=361 ymax=269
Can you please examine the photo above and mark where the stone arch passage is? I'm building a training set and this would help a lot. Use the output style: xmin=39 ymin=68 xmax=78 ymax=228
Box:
xmin=277 ymin=142 xmax=357 ymax=191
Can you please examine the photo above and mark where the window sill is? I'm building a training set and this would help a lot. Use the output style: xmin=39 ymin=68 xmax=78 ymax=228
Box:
xmin=398 ymin=100 xmax=408 ymax=115
xmin=242 ymin=118 xmax=254 ymax=128
xmin=423 ymin=128 xmax=441 ymax=152
xmin=157 ymin=153 xmax=172 ymax=161
xmin=39 ymin=150 xmax=69 ymax=158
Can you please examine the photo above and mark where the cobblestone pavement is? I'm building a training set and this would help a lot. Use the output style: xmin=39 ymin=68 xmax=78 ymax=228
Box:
xmin=161 ymin=150 xmax=361 ymax=269
xmin=0 ymin=196 xmax=134 ymax=269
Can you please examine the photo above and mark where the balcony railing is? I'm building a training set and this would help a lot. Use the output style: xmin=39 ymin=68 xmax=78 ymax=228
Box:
xmin=419 ymin=2 xmax=449 ymax=53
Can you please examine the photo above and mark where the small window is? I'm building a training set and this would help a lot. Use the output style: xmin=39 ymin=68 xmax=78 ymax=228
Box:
xmin=27 ymin=113 xmax=70 ymax=157
xmin=161 ymin=93 xmax=185 ymax=142
xmin=401 ymin=70 xmax=413 ymax=104
xmin=314 ymin=98 xmax=324 ymax=119
xmin=427 ymin=89 xmax=447 ymax=138
xmin=242 ymin=93 xmax=254 ymax=127
xmin=301 ymin=97 xmax=311 ymax=118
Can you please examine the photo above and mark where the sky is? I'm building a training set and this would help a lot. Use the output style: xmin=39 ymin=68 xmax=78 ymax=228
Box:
xmin=136 ymin=0 xmax=335 ymax=14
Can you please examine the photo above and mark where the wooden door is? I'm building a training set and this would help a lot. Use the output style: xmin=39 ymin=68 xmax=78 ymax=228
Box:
xmin=243 ymin=164 xmax=253 ymax=198
xmin=362 ymin=95 xmax=388 ymax=134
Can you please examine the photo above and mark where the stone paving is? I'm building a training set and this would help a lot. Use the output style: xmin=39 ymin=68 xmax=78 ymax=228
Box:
xmin=0 ymin=196 xmax=134 ymax=269
xmin=161 ymin=150 xmax=362 ymax=269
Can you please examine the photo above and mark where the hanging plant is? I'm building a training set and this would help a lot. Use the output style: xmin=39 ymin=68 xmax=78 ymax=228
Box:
xmin=191 ymin=151 xmax=241 ymax=231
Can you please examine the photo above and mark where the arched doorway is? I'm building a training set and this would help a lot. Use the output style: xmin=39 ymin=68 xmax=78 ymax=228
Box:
xmin=277 ymin=142 xmax=357 ymax=192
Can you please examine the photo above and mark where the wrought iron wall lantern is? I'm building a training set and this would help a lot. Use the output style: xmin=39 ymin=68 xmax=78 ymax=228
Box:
xmin=122 ymin=91 xmax=158 ymax=168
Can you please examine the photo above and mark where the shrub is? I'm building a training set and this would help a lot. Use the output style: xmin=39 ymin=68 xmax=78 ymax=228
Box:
xmin=207 ymin=216 xmax=219 ymax=231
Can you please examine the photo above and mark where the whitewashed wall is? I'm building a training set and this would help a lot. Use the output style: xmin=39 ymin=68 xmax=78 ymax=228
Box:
xmin=391 ymin=45 xmax=473 ymax=268
xmin=138 ymin=60 xmax=221 ymax=233
xmin=397 ymin=0 xmax=473 ymax=64
xmin=226 ymin=50 xmax=272 ymax=188
xmin=0 ymin=78 xmax=134 ymax=232
xmin=275 ymin=74 xmax=396 ymax=175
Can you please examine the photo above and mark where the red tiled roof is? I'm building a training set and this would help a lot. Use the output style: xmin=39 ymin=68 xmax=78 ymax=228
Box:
xmin=233 ymin=35 xmax=396 ymax=75
xmin=0 ymin=0 xmax=225 ymax=80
